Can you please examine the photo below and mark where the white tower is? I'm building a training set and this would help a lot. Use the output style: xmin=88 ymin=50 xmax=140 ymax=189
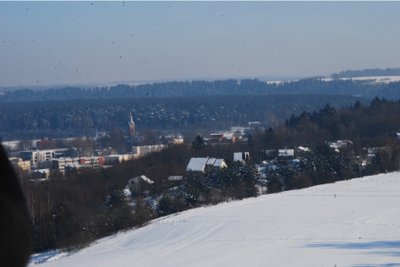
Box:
xmin=129 ymin=112 xmax=136 ymax=137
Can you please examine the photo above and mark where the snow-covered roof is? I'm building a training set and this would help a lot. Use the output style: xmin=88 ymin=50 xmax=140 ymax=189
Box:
xmin=129 ymin=175 xmax=155 ymax=185
xmin=186 ymin=157 xmax=226 ymax=172
xmin=278 ymin=149 xmax=295 ymax=157
xmin=168 ymin=176 xmax=183 ymax=181
xmin=140 ymin=175 xmax=154 ymax=184
xmin=214 ymin=159 xmax=226 ymax=168
xmin=123 ymin=188 xmax=132 ymax=197
xmin=234 ymin=152 xmax=243 ymax=162
xmin=186 ymin=157 xmax=208 ymax=172
xmin=329 ymin=140 xmax=353 ymax=150
xmin=298 ymin=146 xmax=310 ymax=152
xmin=33 ymin=168 xmax=50 ymax=174
xmin=206 ymin=158 xmax=217 ymax=166
xmin=234 ymin=152 xmax=250 ymax=162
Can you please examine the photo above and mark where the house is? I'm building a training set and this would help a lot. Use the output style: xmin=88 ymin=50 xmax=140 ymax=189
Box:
xmin=209 ymin=133 xmax=224 ymax=142
xmin=297 ymin=146 xmax=310 ymax=152
xmin=123 ymin=188 xmax=132 ymax=201
xmin=171 ymin=136 xmax=184 ymax=145
xmin=259 ymin=149 xmax=278 ymax=160
xmin=128 ymin=175 xmax=155 ymax=197
xmin=31 ymin=168 xmax=50 ymax=180
xmin=132 ymin=144 xmax=167 ymax=158
xmin=9 ymin=157 xmax=31 ymax=172
xmin=329 ymin=140 xmax=353 ymax=152
xmin=233 ymin=152 xmax=250 ymax=162
xmin=79 ymin=156 xmax=105 ymax=168
xmin=168 ymin=175 xmax=183 ymax=181
xmin=186 ymin=157 xmax=208 ymax=172
xmin=186 ymin=157 xmax=227 ymax=173
xmin=278 ymin=148 xmax=295 ymax=158
xmin=104 ymin=153 xmax=135 ymax=165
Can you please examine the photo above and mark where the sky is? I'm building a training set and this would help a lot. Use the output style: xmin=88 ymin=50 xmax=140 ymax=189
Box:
xmin=0 ymin=1 xmax=400 ymax=87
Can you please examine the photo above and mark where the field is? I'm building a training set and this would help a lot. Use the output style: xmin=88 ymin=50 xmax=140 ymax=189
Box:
xmin=33 ymin=172 xmax=400 ymax=267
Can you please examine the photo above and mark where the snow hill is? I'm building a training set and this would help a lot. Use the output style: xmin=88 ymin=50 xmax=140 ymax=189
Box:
xmin=34 ymin=172 xmax=400 ymax=267
xmin=323 ymin=75 xmax=400 ymax=84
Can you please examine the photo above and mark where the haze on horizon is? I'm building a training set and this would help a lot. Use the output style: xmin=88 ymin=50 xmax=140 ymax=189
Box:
xmin=0 ymin=1 xmax=400 ymax=87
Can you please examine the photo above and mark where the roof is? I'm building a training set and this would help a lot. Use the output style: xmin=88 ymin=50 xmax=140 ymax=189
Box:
xmin=234 ymin=152 xmax=243 ymax=161
xmin=186 ymin=157 xmax=208 ymax=172
xmin=139 ymin=175 xmax=154 ymax=184
xmin=298 ymin=146 xmax=310 ymax=152
xmin=123 ymin=188 xmax=132 ymax=197
xmin=206 ymin=158 xmax=217 ymax=166
xmin=278 ymin=149 xmax=295 ymax=157
xmin=186 ymin=157 xmax=227 ymax=172
xmin=168 ymin=176 xmax=183 ymax=181
xmin=234 ymin=152 xmax=250 ymax=162
xmin=214 ymin=159 xmax=226 ymax=168
xmin=129 ymin=175 xmax=155 ymax=185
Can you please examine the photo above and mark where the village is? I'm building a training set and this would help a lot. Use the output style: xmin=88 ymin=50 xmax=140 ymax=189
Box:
xmin=2 ymin=112 xmax=391 ymax=211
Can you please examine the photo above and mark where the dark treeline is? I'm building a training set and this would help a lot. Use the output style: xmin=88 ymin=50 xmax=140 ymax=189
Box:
xmin=2 ymin=78 xmax=400 ymax=102
xmin=23 ymin=98 xmax=400 ymax=253
xmin=331 ymin=67 xmax=400 ymax=79
xmin=0 ymin=95 xmax=361 ymax=140
xmin=251 ymin=98 xmax=400 ymax=191
xmin=260 ymin=97 xmax=400 ymax=148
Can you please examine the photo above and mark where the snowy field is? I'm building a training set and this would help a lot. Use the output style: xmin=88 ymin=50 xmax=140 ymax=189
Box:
xmin=33 ymin=172 xmax=400 ymax=267
xmin=323 ymin=76 xmax=400 ymax=84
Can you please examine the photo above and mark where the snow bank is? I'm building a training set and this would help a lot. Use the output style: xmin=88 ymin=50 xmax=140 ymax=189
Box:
xmin=35 ymin=172 xmax=400 ymax=267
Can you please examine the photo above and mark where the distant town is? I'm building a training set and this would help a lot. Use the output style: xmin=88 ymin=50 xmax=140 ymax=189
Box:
xmin=3 ymin=113 xmax=264 ymax=182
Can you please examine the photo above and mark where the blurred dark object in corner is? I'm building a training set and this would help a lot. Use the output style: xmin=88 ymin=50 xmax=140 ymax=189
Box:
xmin=0 ymin=144 xmax=32 ymax=267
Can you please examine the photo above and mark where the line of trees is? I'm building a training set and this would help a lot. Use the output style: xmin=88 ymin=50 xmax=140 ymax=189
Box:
xmin=0 ymin=94 xmax=360 ymax=140
xmin=2 ymin=77 xmax=400 ymax=102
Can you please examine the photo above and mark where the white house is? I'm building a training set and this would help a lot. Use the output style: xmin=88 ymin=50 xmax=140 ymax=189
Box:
xmin=234 ymin=152 xmax=250 ymax=162
xmin=278 ymin=148 xmax=295 ymax=158
xmin=186 ymin=157 xmax=227 ymax=173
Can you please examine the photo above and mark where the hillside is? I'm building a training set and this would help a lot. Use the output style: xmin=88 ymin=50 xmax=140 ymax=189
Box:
xmin=0 ymin=94 xmax=361 ymax=140
xmin=33 ymin=172 xmax=400 ymax=267
xmin=2 ymin=76 xmax=400 ymax=103
xmin=331 ymin=67 xmax=400 ymax=79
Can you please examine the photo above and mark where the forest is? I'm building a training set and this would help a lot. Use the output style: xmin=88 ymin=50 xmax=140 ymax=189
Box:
xmin=331 ymin=67 xmax=400 ymax=78
xmin=1 ymin=77 xmax=400 ymax=103
xmin=0 ymin=94 xmax=361 ymax=140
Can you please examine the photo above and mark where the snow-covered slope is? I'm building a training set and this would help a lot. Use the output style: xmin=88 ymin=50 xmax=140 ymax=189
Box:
xmin=323 ymin=75 xmax=400 ymax=84
xmin=35 ymin=172 xmax=400 ymax=267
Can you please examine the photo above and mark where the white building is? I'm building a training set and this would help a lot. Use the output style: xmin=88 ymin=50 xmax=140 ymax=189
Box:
xmin=234 ymin=152 xmax=250 ymax=162
xmin=21 ymin=149 xmax=56 ymax=168
xmin=278 ymin=148 xmax=295 ymax=158
xmin=132 ymin=144 xmax=167 ymax=158
xmin=104 ymin=154 xmax=136 ymax=165
xmin=186 ymin=157 xmax=227 ymax=173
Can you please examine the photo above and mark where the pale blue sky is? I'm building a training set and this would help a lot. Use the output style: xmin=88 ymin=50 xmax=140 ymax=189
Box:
xmin=0 ymin=2 xmax=399 ymax=87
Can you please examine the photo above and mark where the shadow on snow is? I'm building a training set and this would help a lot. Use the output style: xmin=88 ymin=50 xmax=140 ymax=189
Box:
xmin=306 ymin=241 xmax=400 ymax=267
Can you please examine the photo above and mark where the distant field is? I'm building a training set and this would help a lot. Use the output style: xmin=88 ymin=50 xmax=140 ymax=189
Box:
xmin=323 ymin=75 xmax=400 ymax=84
